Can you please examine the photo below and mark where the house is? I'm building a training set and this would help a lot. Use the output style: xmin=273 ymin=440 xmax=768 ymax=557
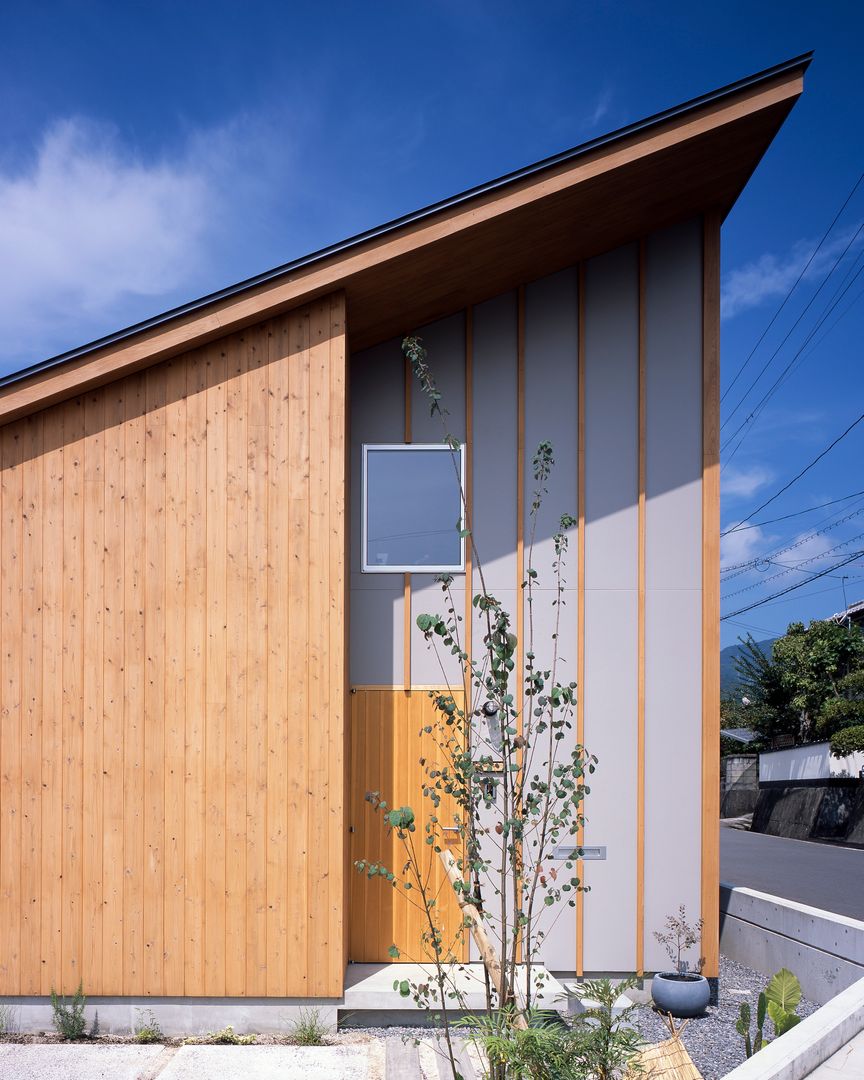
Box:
xmin=0 ymin=54 xmax=810 ymax=1028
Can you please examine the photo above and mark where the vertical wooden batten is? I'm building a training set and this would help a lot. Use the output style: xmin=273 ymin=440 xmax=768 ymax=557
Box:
xmin=701 ymin=213 xmax=721 ymax=979
xmin=464 ymin=309 xmax=473 ymax=696
xmin=636 ymin=242 xmax=647 ymax=976
xmin=576 ymin=264 xmax=586 ymax=977
xmin=516 ymin=286 xmax=526 ymax=717
xmin=403 ymin=354 xmax=412 ymax=690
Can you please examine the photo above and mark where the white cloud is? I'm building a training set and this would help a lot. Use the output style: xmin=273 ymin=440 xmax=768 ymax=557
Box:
xmin=584 ymin=91 xmax=612 ymax=129
xmin=721 ymin=524 xmax=770 ymax=569
xmin=722 ymin=463 xmax=774 ymax=500
xmin=721 ymin=224 xmax=864 ymax=320
xmin=0 ymin=118 xmax=216 ymax=362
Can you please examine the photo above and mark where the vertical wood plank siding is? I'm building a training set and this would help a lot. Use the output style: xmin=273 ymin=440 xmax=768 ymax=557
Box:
xmin=0 ymin=294 xmax=347 ymax=997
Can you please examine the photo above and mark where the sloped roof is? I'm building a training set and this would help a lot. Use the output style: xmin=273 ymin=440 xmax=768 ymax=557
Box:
xmin=0 ymin=53 xmax=811 ymax=424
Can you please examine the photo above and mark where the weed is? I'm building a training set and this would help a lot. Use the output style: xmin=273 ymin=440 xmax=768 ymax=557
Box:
xmin=287 ymin=1007 xmax=330 ymax=1046
xmin=186 ymin=1025 xmax=256 ymax=1045
xmin=50 ymin=982 xmax=88 ymax=1041
xmin=133 ymin=1009 xmax=164 ymax=1044
xmin=0 ymin=1003 xmax=19 ymax=1038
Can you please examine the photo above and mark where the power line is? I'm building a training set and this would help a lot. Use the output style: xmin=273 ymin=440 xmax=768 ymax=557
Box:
xmin=725 ymin=488 xmax=864 ymax=534
xmin=721 ymin=171 xmax=864 ymax=407
xmin=721 ymin=550 xmax=864 ymax=620
xmin=721 ymin=247 xmax=864 ymax=464
xmin=722 ymin=410 xmax=864 ymax=537
xmin=722 ymin=529 xmax=864 ymax=599
xmin=721 ymin=500 xmax=864 ymax=579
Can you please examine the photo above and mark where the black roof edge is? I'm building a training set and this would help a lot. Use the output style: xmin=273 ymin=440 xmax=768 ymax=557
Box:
xmin=0 ymin=51 xmax=812 ymax=391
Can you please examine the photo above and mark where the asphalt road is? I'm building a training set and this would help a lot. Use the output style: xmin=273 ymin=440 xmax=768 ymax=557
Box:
xmin=720 ymin=824 xmax=864 ymax=920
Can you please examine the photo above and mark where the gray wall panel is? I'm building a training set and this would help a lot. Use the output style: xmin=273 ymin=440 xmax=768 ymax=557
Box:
xmin=350 ymin=588 xmax=406 ymax=685
xmin=643 ymin=220 xmax=703 ymax=969
xmin=410 ymin=312 xmax=466 ymax=444
xmin=524 ymin=269 xmax=580 ymax=967
xmin=350 ymin=338 xmax=407 ymax=683
xmin=582 ymin=244 xmax=639 ymax=972
xmin=471 ymin=292 xmax=518 ymax=590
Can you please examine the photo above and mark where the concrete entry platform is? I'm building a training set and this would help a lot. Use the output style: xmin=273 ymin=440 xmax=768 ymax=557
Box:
xmin=341 ymin=962 xmax=567 ymax=1024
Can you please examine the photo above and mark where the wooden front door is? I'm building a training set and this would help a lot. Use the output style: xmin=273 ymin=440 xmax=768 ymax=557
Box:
xmin=348 ymin=688 xmax=466 ymax=963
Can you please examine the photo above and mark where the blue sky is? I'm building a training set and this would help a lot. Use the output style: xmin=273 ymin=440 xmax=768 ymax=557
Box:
xmin=1 ymin=1 xmax=862 ymax=647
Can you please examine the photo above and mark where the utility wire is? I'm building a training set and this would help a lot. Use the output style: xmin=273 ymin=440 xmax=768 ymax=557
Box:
xmin=722 ymin=529 xmax=864 ymax=599
xmin=721 ymin=550 xmax=864 ymax=620
xmin=721 ymin=500 xmax=864 ymax=579
xmin=722 ymin=218 xmax=864 ymax=433
xmin=721 ymin=246 xmax=864 ymax=462
xmin=724 ymin=488 xmax=864 ymax=534
xmin=722 ymin=410 xmax=864 ymax=537
xmin=721 ymin=171 xmax=864 ymax=407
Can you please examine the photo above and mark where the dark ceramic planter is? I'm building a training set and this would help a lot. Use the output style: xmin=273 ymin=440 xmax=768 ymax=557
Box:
xmin=651 ymin=972 xmax=710 ymax=1018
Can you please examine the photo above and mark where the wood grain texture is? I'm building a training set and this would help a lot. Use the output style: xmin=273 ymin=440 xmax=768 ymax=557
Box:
xmin=0 ymin=297 xmax=347 ymax=996
xmin=348 ymin=688 xmax=465 ymax=963
xmin=701 ymin=213 xmax=721 ymax=979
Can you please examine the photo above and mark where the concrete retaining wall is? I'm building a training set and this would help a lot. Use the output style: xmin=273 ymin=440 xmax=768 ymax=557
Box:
xmin=0 ymin=997 xmax=339 ymax=1036
xmin=722 ymin=975 xmax=864 ymax=1080
xmin=721 ymin=755 xmax=759 ymax=817
xmin=720 ymin=883 xmax=864 ymax=1005
xmin=751 ymin=780 xmax=864 ymax=843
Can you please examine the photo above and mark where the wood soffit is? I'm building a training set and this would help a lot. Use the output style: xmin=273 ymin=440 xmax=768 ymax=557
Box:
xmin=0 ymin=60 xmax=808 ymax=423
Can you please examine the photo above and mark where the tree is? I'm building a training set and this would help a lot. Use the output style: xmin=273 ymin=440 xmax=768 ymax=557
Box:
xmin=733 ymin=620 xmax=864 ymax=745
xmin=731 ymin=636 xmax=797 ymax=745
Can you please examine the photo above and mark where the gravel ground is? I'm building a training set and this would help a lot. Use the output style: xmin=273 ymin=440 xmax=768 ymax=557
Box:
xmin=634 ymin=955 xmax=820 ymax=1080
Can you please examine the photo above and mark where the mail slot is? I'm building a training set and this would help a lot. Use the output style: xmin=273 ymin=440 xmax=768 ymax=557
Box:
xmin=552 ymin=845 xmax=606 ymax=861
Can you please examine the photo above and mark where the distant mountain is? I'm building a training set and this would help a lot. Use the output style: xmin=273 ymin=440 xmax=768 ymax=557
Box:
xmin=720 ymin=637 xmax=775 ymax=696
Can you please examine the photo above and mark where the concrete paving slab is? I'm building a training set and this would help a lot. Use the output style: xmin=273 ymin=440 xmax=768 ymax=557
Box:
xmin=158 ymin=1044 xmax=370 ymax=1080
xmin=0 ymin=1043 xmax=166 ymax=1080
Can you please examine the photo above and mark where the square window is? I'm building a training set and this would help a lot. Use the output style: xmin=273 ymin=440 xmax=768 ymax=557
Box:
xmin=362 ymin=444 xmax=465 ymax=573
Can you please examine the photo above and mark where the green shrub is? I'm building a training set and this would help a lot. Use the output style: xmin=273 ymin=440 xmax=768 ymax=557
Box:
xmin=287 ymin=1007 xmax=330 ymax=1046
xmin=837 ymin=669 xmax=864 ymax=698
xmin=737 ymin=968 xmax=802 ymax=1058
xmin=816 ymin=698 xmax=864 ymax=740
xmin=133 ymin=1009 xmax=164 ymax=1044
xmin=50 ymin=982 xmax=87 ymax=1041
xmin=466 ymin=978 xmax=642 ymax=1080
xmin=831 ymin=724 xmax=864 ymax=758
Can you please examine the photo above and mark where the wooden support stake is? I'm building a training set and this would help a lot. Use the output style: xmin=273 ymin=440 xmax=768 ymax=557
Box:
xmin=438 ymin=848 xmax=528 ymax=1029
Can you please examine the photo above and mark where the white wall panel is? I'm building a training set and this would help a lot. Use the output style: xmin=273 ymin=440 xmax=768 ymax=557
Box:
xmin=524 ymin=268 xmax=580 ymax=967
xmin=582 ymin=243 xmax=639 ymax=972
xmin=643 ymin=220 xmax=703 ymax=970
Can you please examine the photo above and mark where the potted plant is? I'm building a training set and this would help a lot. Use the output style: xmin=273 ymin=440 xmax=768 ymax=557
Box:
xmin=650 ymin=906 xmax=710 ymax=1018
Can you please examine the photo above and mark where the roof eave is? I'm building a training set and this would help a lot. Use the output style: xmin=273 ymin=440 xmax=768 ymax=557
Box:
xmin=0 ymin=53 xmax=811 ymax=423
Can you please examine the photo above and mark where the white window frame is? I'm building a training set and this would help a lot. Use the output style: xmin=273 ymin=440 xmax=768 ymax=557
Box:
xmin=361 ymin=443 xmax=466 ymax=574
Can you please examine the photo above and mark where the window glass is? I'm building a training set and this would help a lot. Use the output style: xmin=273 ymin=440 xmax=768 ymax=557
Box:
xmin=363 ymin=445 xmax=464 ymax=572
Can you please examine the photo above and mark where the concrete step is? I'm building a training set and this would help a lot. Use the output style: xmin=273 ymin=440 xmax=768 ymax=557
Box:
xmin=341 ymin=962 xmax=567 ymax=1025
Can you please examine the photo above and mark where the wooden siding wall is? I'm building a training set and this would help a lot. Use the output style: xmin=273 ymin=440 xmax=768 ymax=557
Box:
xmin=0 ymin=294 xmax=347 ymax=998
